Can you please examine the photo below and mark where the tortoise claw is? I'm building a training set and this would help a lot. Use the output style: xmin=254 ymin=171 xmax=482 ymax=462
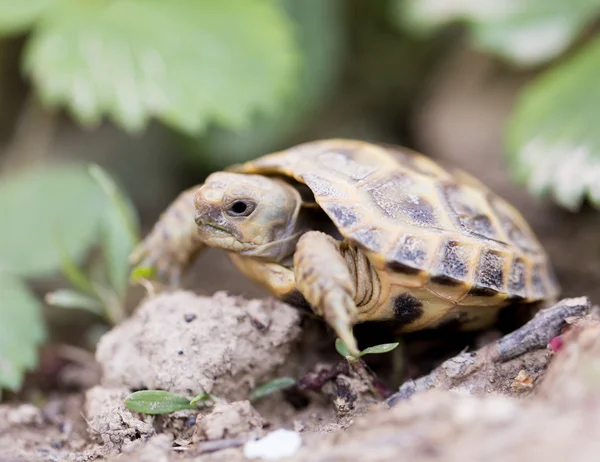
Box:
xmin=324 ymin=292 xmax=360 ymax=357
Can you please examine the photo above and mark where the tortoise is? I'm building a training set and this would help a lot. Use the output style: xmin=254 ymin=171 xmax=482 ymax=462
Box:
xmin=129 ymin=139 xmax=560 ymax=356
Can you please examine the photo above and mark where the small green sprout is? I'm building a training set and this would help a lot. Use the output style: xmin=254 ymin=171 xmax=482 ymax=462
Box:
xmin=249 ymin=377 xmax=297 ymax=402
xmin=124 ymin=390 xmax=217 ymax=415
xmin=130 ymin=265 xmax=157 ymax=283
xmin=45 ymin=164 xmax=141 ymax=326
xmin=335 ymin=338 xmax=400 ymax=362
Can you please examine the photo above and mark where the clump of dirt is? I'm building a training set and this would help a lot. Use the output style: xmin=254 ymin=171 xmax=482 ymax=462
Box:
xmin=194 ymin=400 xmax=264 ymax=442
xmin=95 ymin=290 xmax=302 ymax=401
xmin=83 ymin=386 xmax=155 ymax=456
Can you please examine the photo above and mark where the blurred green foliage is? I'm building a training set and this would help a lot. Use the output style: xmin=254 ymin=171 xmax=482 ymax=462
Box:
xmin=0 ymin=164 xmax=138 ymax=390
xmin=0 ymin=272 xmax=45 ymax=391
xmin=45 ymin=165 xmax=139 ymax=325
xmin=1 ymin=0 xmax=299 ymax=134
xmin=184 ymin=0 xmax=346 ymax=169
xmin=394 ymin=0 xmax=600 ymax=211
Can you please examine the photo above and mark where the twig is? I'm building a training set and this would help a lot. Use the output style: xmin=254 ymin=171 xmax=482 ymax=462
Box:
xmin=385 ymin=297 xmax=592 ymax=407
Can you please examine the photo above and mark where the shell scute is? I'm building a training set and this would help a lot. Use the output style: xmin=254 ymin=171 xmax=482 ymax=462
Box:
xmin=507 ymin=256 xmax=528 ymax=300
xmin=430 ymin=239 xmax=477 ymax=287
xmin=386 ymin=233 xmax=435 ymax=275
xmin=470 ymin=248 xmax=510 ymax=296
xmin=363 ymin=173 xmax=441 ymax=228
xmin=320 ymin=202 xmax=363 ymax=230
xmin=441 ymin=183 xmax=505 ymax=243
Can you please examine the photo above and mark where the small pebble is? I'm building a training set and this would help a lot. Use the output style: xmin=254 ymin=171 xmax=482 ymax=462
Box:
xmin=243 ymin=429 xmax=302 ymax=460
xmin=184 ymin=313 xmax=197 ymax=323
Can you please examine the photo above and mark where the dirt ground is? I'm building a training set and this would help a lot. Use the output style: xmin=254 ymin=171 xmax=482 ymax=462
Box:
xmin=1 ymin=290 xmax=599 ymax=462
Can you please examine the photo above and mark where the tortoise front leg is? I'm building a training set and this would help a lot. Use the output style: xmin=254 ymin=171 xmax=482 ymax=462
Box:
xmin=129 ymin=185 xmax=206 ymax=287
xmin=293 ymin=231 xmax=362 ymax=357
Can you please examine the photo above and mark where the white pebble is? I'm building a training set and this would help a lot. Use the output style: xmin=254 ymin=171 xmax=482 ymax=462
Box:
xmin=243 ymin=429 xmax=302 ymax=460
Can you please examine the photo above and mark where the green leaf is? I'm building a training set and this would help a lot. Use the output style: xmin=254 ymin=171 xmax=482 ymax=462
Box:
xmin=186 ymin=0 xmax=345 ymax=169
xmin=0 ymin=0 xmax=54 ymax=35
xmin=394 ymin=0 xmax=600 ymax=66
xmin=56 ymin=232 xmax=96 ymax=296
xmin=0 ymin=164 xmax=104 ymax=277
xmin=358 ymin=342 xmax=400 ymax=357
xmin=89 ymin=164 xmax=139 ymax=297
xmin=23 ymin=0 xmax=300 ymax=135
xmin=124 ymin=390 xmax=196 ymax=415
xmin=250 ymin=377 xmax=296 ymax=401
xmin=0 ymin=272 xmax=46 ymax=391
xmin=335 ymin=338 xmax=352 ymax=359
xmin=506 ymin=36 xmax=600 ymax=211
xmin=189 ymin=392 xmax=217 ymax=405
xmin=130 ymin=266 xmax=156 ymax=283
xmin=44 ymin=289 xmax=103 ymax=315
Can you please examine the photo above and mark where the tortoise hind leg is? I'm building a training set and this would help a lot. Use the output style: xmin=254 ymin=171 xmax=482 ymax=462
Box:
xmin=293 ymin=231 xmax=362 ymax=357
xmin=129 ymin=185 xmax=206 ymax=287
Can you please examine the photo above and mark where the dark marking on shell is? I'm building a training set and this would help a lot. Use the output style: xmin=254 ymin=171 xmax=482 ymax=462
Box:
xmin=393 ymin=293 xmax=424 ymax=327
xmin=387 ymin=261 xmax=422 ymax=275
xmin=321 ymin=203 xmax=361 ymax=229
xmin=430 ymin=275 xmax=462 ymax=287
xmin=365 ymin=173 xmax=439 ymax=226
xmin=469 ymin=249 xmax=506 ymax=297
xmin=507 ymin=256 xmax=527 ymax=299
xmin=430 ymin=239 xmax=470 ymax=286
xmin=386 ymin=235 xmax=428 ymax=274
xmin=530 ymin=264 xmax=546 ymax=299
xmin=468 ymin=287 xmax=499 ymax=297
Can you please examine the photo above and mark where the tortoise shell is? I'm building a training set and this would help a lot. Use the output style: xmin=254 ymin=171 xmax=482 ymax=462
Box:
xmin=229 ymin=139 xmax=560 ymax=330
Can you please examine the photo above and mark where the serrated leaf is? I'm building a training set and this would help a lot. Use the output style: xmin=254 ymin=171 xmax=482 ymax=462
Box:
xmin=23 ymin=0 xmax=300 ymax=135
xmin=0 ymin=272 xmax=46 ymax=391
xmin=45 ymin=289 xmax=103 ymax=315
xmin=0 ymin=164 xmax=104 ymax=277
xmin=358 ymin=342 xmax=400 ymax=357
xmin=124 ymin=390 xmax=196 ymax=415
xmin=0 ymin=0 xmax=54 ymax=35
xmin=394 ymin=0 xmax=600 ymax=66
xmin=186 ymin=0 xmax=345 ymax=169
xmin=250 ymin=377 xmax=296 ymax=402
xmin=506 ymin=36 xmax=600 ymax=211
xmin=335 ymin=338 xmax=352 ymax=359
xmin=89 ymin=164 xmax=139 ymax=297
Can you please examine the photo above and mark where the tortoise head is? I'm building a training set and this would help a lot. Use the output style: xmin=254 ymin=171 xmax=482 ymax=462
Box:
xmin=194 ymin=172 xmax=302 ymax=261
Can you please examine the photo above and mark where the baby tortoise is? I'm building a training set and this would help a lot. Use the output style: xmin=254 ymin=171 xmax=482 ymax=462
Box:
xmin=130 ymin=139 xmax=560 ymax=356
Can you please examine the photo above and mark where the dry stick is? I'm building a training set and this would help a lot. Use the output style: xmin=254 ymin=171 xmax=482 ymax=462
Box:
xmin=385 ymin=297 xmax=592 ymax=407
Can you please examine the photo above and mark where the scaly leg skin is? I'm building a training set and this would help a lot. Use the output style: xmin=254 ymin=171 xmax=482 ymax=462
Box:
xmin=293 ymin=231 xmax=362 ymax=357
xmin=129 ymin=185 xmax=206 ymax=288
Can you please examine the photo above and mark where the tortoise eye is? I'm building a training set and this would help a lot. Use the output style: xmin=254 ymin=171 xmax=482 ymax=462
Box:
xmin=227 ymin=200 xmax=256 ymax=217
